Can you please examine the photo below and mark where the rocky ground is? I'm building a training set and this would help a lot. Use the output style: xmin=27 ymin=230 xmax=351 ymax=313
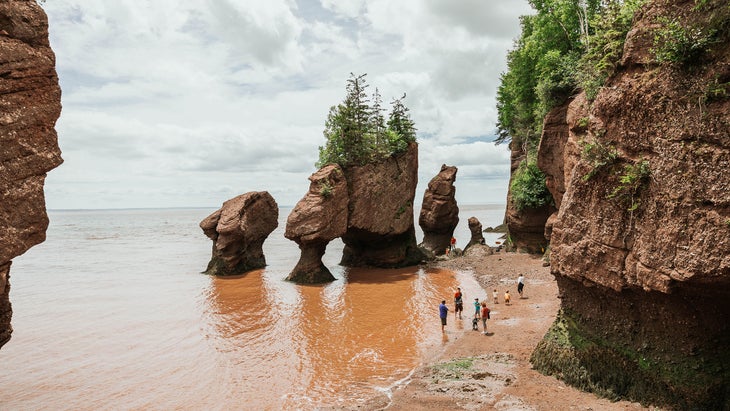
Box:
xmin=355 ymin=248 xmax=657 ymax=410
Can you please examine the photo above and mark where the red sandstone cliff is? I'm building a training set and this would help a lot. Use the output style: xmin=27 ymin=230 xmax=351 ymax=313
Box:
xmin=0 ymin=0 xmax=63 ymax=349
xmin=531 ymin=1 xmax=730 ymax=408
xmin=340 ymin=142 xmax=424 ymax=268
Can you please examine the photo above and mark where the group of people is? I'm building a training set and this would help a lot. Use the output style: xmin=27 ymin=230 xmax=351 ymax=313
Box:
xmin=439 ymin=274 xmax=526 ymax=334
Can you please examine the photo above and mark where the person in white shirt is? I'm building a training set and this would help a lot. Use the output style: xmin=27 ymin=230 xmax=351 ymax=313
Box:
xmin=517 ymin=275 xmax=525 ymax=297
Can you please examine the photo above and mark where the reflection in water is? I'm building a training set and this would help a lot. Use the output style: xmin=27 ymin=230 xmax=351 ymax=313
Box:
xmin=1 ymin=208 xmax=505 ymax=410
xmin=202 ymin=266 xmax=482 ymax=409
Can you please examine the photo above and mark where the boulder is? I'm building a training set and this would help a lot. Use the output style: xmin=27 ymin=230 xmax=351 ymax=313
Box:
xmin=285 ymin=165 xmax=348 ymax=283
xmin=418 ymin=164 xmax=459 ymax=256
xmin=341 ymin=142 xmax=424 ymax=267
xmin=463 ymin=217 xmax=486 ymax=252
xmin=200 ymin=192 xmax=278 ymax=276
xmin=0 ymin=1 xmax=63 ymax=349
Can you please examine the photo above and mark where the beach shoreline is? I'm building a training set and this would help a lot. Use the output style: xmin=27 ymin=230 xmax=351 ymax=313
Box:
xmin=352 ymin=249 xmax=651 ymax=411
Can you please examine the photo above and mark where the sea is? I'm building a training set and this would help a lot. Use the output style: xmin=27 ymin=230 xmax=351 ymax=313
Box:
xmin=1 ymin=204 xmax=506 ymax=410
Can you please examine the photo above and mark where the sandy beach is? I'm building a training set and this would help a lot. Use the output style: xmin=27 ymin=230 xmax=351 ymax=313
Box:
xmin=356 ymin=249 xmax=654 ymax=411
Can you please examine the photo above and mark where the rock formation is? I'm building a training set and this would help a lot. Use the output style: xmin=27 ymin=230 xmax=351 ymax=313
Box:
xmin=529 ymin=1 xmax=730 ymax=408
xmin=0 ymin=1 xmax=63 ymax=349
xmin=418 ymin=164 xmax=459 ymax=257
xmin=285 ymin=165 xmax=348 ymax=283
xmin=463 ymin=217 xmax=486 ymax=252
xmin=505 ymin=141 xmax=556 ymax=253
xmin=340 ymin=142 xmax=424 ymax=267
xmin=200 ymin=192 xmax=278 ymax=276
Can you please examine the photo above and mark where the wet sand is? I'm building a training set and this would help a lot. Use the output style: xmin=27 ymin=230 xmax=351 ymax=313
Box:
xmin=357 ymin=249 xmax=653 ymax=410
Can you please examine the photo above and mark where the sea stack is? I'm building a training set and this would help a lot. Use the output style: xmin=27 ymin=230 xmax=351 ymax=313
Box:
xmin=418 ymin=164 xmax=459 ymax=258
xmin=0 ymin=1 xmax=63 ymax=349
xmin=200 ymin=191 xmax=278 ymax=276
xmin=285 ymin=165 xmax=349 ymax=283
xmin=340 ymin=142 xmax=424 ymax=267
xmin=463 ymin=216 xmax=486 ymax=253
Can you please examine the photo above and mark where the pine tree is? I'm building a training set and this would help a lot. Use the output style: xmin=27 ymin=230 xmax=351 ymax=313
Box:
xmin=387 ymin=93 xmax=416 ymax=154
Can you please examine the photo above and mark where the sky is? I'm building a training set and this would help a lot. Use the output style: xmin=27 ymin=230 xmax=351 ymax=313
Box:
xmin=40 ymin=0 xmax=533 ymax=209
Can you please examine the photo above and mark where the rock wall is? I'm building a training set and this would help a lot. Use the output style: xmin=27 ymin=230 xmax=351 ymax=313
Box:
xmin=340 ymin=142 xmax=424 ymax=267
xmin=531 ymin=1 xmax=730 ymax=408
xmin=0 ymin=0 xmax=63 ymax=349
xmin=418 ymin=164 xmax=459 ymax=257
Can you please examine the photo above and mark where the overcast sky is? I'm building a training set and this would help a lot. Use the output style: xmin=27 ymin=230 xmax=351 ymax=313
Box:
xmin=41 ymin=0 xmax=532 ymax=209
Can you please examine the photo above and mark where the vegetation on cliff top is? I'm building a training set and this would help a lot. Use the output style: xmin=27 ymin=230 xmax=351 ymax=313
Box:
xmin=496 ymin=0 xmax=646 ymax=211
xmin=317 ymin=73 xmax=417 ymax=168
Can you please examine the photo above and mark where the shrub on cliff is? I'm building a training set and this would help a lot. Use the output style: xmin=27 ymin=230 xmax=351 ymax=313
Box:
xmin=317 ymin=74 xmax=416 ymax=168
xmin=510 ymin=157 xmax=553 ymax=211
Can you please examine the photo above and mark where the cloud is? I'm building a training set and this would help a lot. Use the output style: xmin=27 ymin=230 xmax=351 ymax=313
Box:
xmin=39 ymin=0 xmax=531 ymax=209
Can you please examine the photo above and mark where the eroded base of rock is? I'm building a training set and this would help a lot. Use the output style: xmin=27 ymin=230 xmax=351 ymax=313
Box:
xmin=286 ymin=243 xmax=336 ymax=283
xmin=531 ymin=276 xmax=730 ymax=410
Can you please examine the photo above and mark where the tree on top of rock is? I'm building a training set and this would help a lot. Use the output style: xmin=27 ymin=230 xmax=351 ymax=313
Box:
xmin=317 ymin=73 xmax=417 ymax=168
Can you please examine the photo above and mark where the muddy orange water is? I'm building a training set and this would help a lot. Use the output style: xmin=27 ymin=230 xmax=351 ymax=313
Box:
xmin=1 ymin=207 xmax=504 ymax=409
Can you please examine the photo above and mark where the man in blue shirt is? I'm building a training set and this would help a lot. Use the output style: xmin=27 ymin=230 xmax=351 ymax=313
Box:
xmin=439 ymin=300 xmax=449 ymax=332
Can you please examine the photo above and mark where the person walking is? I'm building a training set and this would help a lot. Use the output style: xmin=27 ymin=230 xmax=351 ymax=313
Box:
xmin=492 ymin=289 xmax=499 ymax=304
xmin=454 ymin=287 xmax=464 ymax=319
xmin=481 ymin=301 xmax=490 ymax=334
xmin=473 ymin=298 xmax=481 ymax=319
xmin=517 ymin=274 xmax=525 ymax=298
xmin=504 ymin=290 xmax=511 ymax=305
xmin=439 ymin=300 xmax=449 ymax=332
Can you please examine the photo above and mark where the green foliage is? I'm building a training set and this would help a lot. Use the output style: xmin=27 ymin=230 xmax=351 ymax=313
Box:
xmin=581 ymin=139 xmax=619 ymax=181
xmin=316 ymin=74 xmax=417 ymax=168
xmin=510 ymin=158 xmax=553 ymax=211
xmin=651 ymin=17 xmax=716 ymax=64
xmin=319 ymin=180 xmax=333 ymax=198
xmin=576 ymin=0 xmax=646 ymax=100
xmin=497 ymin=0 xmax=645 ymax=145
xmin=705 ymin=77 xmax=730 ymax=101
xmin=608 ymin=160 xmax=650 ymax=211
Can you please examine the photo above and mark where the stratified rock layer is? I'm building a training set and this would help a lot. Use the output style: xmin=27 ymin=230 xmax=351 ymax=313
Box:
xmin=531 ymin=1 xmax=730 ymax=408
xmin=341 ymin=142 xmax=424 ymax=267
xmin=200 ymin=192 xmax=279 ymax=276
xmin=0 ymin=1 xmax=63 ymax=349
xmin=285 ymin=165 xmax=348 ymax=283
xmin=418 ymin=164 xmax=459 ymax=257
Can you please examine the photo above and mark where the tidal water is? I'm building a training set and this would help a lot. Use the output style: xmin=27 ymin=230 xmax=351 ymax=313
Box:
xmin=1 ymin=205 xmax=505 ymax=410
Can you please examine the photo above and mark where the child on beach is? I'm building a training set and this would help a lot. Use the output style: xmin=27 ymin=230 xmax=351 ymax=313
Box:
xmin=481 ymin=302 xmax=490 ymax=334
xmin=473 ymin=298 xmax=481 ymax=319
xmin=454 ymin=287 xmax=463 ymax=319
xmin=504 ymin=290 xmax=511 ymax=305
xmin=492 ymin=289 xmax=499 ymax=304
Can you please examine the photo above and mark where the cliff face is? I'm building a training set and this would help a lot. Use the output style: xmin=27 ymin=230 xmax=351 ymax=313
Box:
xmin=531 ymin=1 xmax=730 ymax=408
xmin=0 ymin=0 xmax=63 ymax=349
xmin=341 ymin=142 xmax=424 ymax=267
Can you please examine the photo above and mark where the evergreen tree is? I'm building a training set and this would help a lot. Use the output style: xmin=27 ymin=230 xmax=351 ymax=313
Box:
xmin=317 ymin=74 xmax=418 ymax=168
xmin=386 ymin=93 xmax=416 ymax=154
